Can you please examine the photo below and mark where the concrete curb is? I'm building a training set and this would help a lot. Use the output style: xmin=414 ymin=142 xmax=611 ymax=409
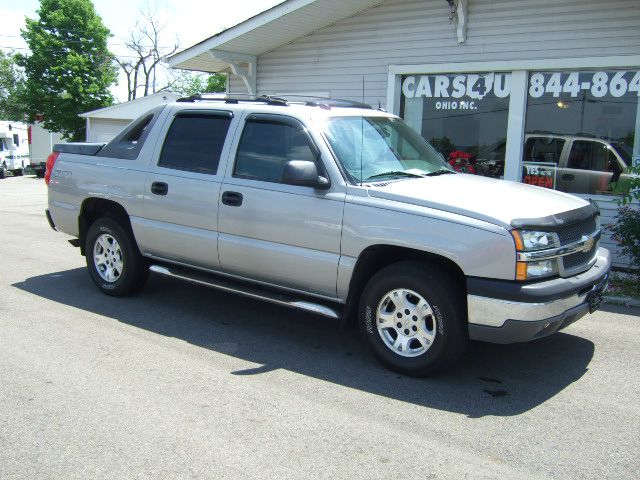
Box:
xmin=603 ymin=295 xmax=640 ymax=307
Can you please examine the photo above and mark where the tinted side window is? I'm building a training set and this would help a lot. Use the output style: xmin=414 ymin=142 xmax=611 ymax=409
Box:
xmin=97 ymin=105 xmax=164 ymax=160
xmin=158 ymin=113 xmax=232 ymax=175
xmin=567 ymin=141 xmax=609 ymax=171
xmin=234 ymin=120 xmax=317 ymax=183
xmin=524 ymin=137 xmax=565 ymax=164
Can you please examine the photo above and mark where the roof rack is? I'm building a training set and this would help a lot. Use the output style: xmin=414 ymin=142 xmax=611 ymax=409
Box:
xmin=176 ymin=93 xmax=288 ymax=105
xmin=279 ymin=95 xmax=372 ymax=109
xmin=176 ymin=93 xmax=372 ymax=109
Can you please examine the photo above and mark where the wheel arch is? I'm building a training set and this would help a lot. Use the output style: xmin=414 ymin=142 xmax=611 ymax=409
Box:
xmin=342 ymin=245 xmax=467 ymax=328
xmin=78 ymin=198 xmax=135 ymax=256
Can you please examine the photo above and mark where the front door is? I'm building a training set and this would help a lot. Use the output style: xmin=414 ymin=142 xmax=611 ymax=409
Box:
xmin=218 ymin=114 xmax=344 ymax=298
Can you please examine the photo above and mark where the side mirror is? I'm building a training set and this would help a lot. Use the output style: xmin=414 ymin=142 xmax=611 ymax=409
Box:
xmin=282 ymin=160 xmax=330 ymax=189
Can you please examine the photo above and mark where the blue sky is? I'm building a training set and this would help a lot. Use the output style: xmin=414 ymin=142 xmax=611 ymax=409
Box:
xmin=0 ymin=0 xmax=282 ymax=100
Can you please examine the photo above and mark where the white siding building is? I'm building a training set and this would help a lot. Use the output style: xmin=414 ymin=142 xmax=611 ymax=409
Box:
xmin=169 ymin=0 xmax=640 ymax=267
xmin=80 ymin=92 xmax=179 ymax=143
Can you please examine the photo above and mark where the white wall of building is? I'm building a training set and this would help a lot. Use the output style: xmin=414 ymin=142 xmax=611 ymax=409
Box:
xmin=85 ymin=118 xmax=131 ymax=143
xmin=80 ymin=92 xmax=179 ymax=143
xmin=230 ymin=0 xmax=640 ymax=105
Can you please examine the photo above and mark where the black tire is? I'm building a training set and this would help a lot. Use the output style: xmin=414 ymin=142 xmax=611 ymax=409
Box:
xmin=0 ymin=167 xmax=6 ymax=179
xmin=359 ymin=261 xmax=468 ymax=376
xmin=13 ymin=168 xmax=23 ymax=176
xmin=85 ymin=217 xmax=148 ymax=296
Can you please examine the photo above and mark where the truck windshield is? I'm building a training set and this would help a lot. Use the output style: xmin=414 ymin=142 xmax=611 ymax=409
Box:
xmin=322 ymin=116 xmax=452 ymax=184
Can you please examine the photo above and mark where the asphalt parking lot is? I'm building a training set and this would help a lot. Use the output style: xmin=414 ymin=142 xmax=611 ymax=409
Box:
xmin=1 ymin=176 xmax=639 ymax=479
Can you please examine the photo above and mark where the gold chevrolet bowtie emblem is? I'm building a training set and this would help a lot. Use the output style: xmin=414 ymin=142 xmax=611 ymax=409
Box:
xmin=582 ymin=236 xmax=595 ymax=252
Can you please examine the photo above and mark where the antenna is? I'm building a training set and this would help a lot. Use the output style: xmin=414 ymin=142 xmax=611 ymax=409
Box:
xmin=360 ymin=76 xmax=365 ymax=186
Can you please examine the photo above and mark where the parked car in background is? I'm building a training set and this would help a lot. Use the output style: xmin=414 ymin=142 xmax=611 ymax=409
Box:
xmin=522 ymin=133 xmax=633 ymax=195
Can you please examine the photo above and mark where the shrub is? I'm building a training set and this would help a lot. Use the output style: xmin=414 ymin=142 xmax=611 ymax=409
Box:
xmin=608 ymin=205 xmax=640 ymax=273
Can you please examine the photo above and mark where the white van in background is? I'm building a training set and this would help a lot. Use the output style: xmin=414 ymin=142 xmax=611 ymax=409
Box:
xmin=0 ymin=121 xmax=30 ymax=179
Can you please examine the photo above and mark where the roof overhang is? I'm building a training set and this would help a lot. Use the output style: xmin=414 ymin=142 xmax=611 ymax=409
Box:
xmin=79 ymin=92 xmax=179 ymax=120
xmin=168 ymin=0 xmax=383 ymax=77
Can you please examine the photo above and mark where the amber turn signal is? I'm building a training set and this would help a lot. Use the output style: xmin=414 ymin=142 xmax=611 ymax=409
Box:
xmin=510 ymin=230 xmax=524 ymax=251
xmin=516 ymin=261 xmax=528 ymax=281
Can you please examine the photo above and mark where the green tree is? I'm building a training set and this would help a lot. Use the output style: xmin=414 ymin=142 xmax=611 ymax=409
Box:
xmin=205 ymin=73 xmax=227 ymax=93
xmin=18 ymin=0 xmax=117 ymax=140
xmin=165 ymin=70 xmax=227 ymax=97
xmin=0 ymin=51 xmax=26 ymax=121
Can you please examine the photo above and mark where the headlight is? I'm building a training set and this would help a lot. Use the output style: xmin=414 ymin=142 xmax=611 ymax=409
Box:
xmin=519 ymin=230 xmax=559 ymax=250
xmin=522 ymin=259 xmax=559 ymax=278
xmin=511 ymin=230 xmax=560 ymax=281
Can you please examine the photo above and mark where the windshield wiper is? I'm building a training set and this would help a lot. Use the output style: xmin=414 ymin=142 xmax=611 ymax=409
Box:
xmin=364 ymin=171 xmax=425 ymax=182
xmin=424 ymin=169 xmax=455 ymax=177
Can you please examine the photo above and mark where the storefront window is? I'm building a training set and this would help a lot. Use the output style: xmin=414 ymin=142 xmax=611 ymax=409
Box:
xmin=401 ymin=72 xmax=511 ymax=178
xmin=523 ymin=69 xmax=639 ymax=195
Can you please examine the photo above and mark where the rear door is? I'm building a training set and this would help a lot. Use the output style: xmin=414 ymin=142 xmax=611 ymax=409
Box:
xmin=140 ymin=108 xmax=237 ymax=269
xmin=558 ymin=139 xmax=618 ymax=194
xmin=217 ymin=113 xmax=345 ymax=298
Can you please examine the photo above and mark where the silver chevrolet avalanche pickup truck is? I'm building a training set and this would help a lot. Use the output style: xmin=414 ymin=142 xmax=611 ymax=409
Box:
xmin=45 ymin=95 xmax=611 ymax=376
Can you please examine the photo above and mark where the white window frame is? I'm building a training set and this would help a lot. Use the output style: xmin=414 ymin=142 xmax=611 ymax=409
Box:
xmin=386 ymin=55 xmax=640 ymax=184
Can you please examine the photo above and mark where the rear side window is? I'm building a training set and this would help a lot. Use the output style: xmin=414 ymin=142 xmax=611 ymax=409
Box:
xmin=567 ymin=140 xmax=612 ymax=172
xmin=158 ymin=112 xmax=232 ymax=175
xmin=234 ymin=118 xmax=317 ymax=183
xmin=98 ymin=105 xmax=164 ymax=160
xmin=524 ymin=137 xmax=565 ymax=164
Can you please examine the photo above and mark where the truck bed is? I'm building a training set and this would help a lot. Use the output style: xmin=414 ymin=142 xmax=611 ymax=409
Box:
xmin=54 ymin=143 xmax=105 ymax=156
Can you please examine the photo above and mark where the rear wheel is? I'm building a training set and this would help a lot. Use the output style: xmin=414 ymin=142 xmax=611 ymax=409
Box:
xmin=85 ymin=217 xmax=148 ymax=296
xmin=13 ymin=168 xmax=23 ymax=176
xmin=0 ymin=166 xmax=6 ymax=179
xmin=359 ymin=261 xmax=467 ymax=376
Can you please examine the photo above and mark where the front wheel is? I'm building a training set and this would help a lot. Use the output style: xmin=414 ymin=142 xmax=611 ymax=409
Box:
xmin=85 ymin=217 xmax=148 ymax=296
xmin=0 ymin=166 xmax=6 ymax=179
xmin=359 ymin=261 xmax=467 ymax=376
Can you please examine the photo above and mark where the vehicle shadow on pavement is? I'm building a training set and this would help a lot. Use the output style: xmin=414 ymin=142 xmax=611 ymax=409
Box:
xmin=14 ymin=268 xmax=596 ymax=418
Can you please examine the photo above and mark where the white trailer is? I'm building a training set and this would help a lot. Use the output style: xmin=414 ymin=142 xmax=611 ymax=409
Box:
xmin=0 ymin=121 xmax=30 ymax=178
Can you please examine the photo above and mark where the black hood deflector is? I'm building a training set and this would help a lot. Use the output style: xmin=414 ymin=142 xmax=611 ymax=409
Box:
xmin=510 ymin=202 xmax=599 ymax=231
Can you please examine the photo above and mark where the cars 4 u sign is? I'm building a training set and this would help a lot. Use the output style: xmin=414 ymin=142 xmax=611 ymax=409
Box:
xmin=402 ymin=73 xmax=511 ymax=110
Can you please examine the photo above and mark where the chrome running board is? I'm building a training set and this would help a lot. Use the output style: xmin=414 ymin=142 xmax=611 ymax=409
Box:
xmin=149 ymin=265 xmax=342 ymax=320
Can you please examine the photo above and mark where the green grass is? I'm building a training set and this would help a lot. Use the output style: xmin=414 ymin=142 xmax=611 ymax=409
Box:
xmin=607 ymin=272 xmax=640 ymax=300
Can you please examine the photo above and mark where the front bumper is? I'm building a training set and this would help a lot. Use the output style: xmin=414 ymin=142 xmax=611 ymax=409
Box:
xmin=467 ymin=248 xmax=611 ymax=344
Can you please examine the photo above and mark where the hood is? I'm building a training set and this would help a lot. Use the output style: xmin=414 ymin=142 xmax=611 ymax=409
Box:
xmin=367 ymin=173 xmax=589 ymax=229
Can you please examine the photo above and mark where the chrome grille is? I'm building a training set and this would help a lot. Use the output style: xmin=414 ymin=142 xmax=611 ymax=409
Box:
xmin=563 ymin=242 xmax=598 ymax=270
xmin=557 ymin=215 xmax=599 ymax=274
xmin=556 ymin=217 xmax=597 ymax=244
